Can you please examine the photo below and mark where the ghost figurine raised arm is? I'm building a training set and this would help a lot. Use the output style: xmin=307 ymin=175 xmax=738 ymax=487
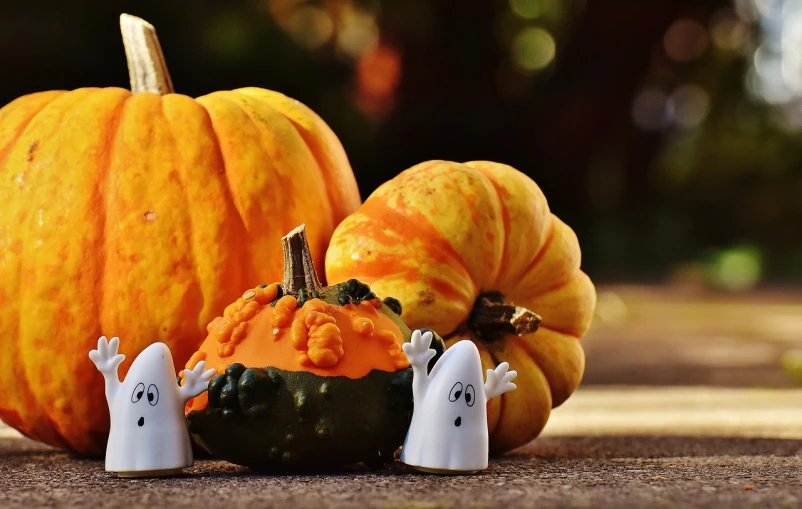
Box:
xmin=400 ymin=330 xmax=518 ymax=474
xmin=89 ymin=336 xmax=126 ymax=407
xmin=89 ymin=336 xmax=215 ymax=477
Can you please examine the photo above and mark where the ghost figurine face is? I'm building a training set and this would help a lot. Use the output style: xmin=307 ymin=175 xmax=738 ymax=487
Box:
xmin=400 ymin=332 xmax=517 ymax=474
xmin=89 ymin=337 xmax=214 ymax=477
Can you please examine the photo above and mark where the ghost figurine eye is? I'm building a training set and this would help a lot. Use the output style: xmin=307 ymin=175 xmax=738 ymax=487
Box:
xmin=448 ymin=382 xmax=463 ymax=402
xmin=465 ymin=385 xmax=475 ymax=407
xmin=146 ymin=384 xmax=159 ymax=406
xmin=131 ymin=383 xmax=145 ymax=403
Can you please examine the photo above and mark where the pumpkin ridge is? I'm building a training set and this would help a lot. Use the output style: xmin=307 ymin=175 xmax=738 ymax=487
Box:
xmin=52 ymin=89 xmax=132 ymax=453
xmin=0 ymin=92 xmax=65 ymax=169
xmin=357 ymin=197 xmax=477 ymax=292
xmin=97 ymin=94 xmax=130 ymax=340
xmin=392 ymin=162 xmax=504 ymax=280
xmin=194 ymin=96 xmax=255 ymax=278
xmin=260 ymin=101 xmax=332 ymax=206
xmin=523 ymin=268 xmax=582 ymax=303
xmin=8 ymin=89 xmax=99 ymax=447
xmin=209 ymin=92 xmax=303 ymax=242
xmin=46 ymin=416 xmax=74 ymax=450
xmin=161 ymin=97 xmax=208 ymax=333
xmin=507 ymin=329 xmax=584 ymax=408
xmin=490 ymin=341 xmax=553 ymax=453
xmin=196 ymin=93 xmax=261 ymax=228
xmin=473 ymin=165 xmax=511 ymax=287
xmin=402 ymin=159 xmax=448 ymax=178
xmin=521 ymin=271 xmax=596 ymax=338
xmin=506 ymin=215 xmax=557 ymax=296
xmin=287 ymin=110 xmax=362 ymax=224
xmin=235 ymin=89 xmax=350 ymax=232
xmin=239 ymin=95 xmax=338 ymax=248
xmin=17 ymin=89 xmax=122 ymax=451
xmin=0 ymin=127 xmax=40 ymax=438
xmin=0 ymin=94 xmax=30 ymax=123
xmin=535 ymin=322 xmax=580 ymax=340
xmin=165 ymin=94 xmax=254 ymax=328
xmin=246 ymin=88 xmax=362 ymax=224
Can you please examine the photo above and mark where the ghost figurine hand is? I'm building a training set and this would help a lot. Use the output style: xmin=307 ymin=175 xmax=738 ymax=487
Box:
xmin=89 ymin=336 xmax=126 ymax=406
xmin=178 ymin=361 xmax=216 ymax=402
xmin=484 ymin=362 xmax=518 ymax=400
xmin=403 ymin=330 xmax=437 ymax=401
xmin=403 ymin=329 xmax=437 ymax=368
xmin=89 ymin=336 xmax=125 ymax=375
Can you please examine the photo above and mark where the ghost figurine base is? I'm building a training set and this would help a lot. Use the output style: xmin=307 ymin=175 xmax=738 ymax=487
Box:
xmin=411 ymin=465 xmax=479 ymax=476
xmin=115 ymin=468 xmax=184 ymax=478
xmin=89 ymin=336 xmax=215 ymax=477
xmin=399 ymin=331 xmax=518 ymax=475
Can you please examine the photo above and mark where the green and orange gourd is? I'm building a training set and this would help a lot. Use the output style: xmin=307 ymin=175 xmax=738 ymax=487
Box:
xmin=183 ymin=225 xmax=445 ymax=470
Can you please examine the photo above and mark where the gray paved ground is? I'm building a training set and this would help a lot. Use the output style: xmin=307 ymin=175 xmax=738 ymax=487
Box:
xmin=3 ymin=434 xmax=802 ymax=509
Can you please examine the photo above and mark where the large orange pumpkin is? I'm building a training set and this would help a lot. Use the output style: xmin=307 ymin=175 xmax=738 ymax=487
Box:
xmin=325 ymin=160 xmax=596 ymax=453
xmin=0 ymin=15 xmax=360 ymax=455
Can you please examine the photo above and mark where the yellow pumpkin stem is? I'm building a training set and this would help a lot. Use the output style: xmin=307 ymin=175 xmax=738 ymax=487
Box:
xmin=281 ymin=224 xmax=324 ymax=296
xmin=120 ymin=13 xmax=175 ymax=95
xmin=469 ymin=292 xmax=541 ymax=340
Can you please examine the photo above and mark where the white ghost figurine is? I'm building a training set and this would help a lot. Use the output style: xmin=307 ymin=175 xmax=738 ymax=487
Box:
xmin=89 ymin=336 xmax=215 ymax=477
xmin=400 ymin=330 xmax=518 ymax=474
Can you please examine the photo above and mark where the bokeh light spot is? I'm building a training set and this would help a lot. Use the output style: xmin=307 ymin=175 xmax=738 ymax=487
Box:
xmin=734 ymin=0 xmax=762 ymax=22
xmin=632 ymin=88 xmax=670 ymax=130
xmin=354 ymin=44 xmax=402 ymax=119
xmin=710 ymin=9 xmax=751 ymax=53
xmin=669 ymin=84 xmax=711 ymax=128
xmin=287 ymin=6 xmax=334 ymax=49
xmin=336 ymin=6 xmax=380 ymax=60
xmin=709 ymin=246 xmax=763 ymax=292
xmin=205 ymin=15 xmax=252 ymax=60
xmin=357 ymin=44 xmax=402 ymax=99
xmin=512 ymin=27 xmax=556 ymax=73
xmin=595 ymin=291 xmax=629 ymax=325
xmin=664 ymin=18 xmax=709 ymax=62
xmin=509 ymin=0 xmax=546 ymax=20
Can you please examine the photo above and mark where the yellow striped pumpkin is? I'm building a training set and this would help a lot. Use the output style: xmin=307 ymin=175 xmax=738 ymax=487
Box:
xmin=325 ymin=160 xmax=595 ymax=453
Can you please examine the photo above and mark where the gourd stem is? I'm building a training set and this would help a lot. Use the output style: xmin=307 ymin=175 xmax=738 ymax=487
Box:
xmin=281 ymin=224 xmax=324 ymax=296
xmin=469 ymin=292 xmax=541 ymax=340
xmin=120 ymin=14 xmax=174 ymax=95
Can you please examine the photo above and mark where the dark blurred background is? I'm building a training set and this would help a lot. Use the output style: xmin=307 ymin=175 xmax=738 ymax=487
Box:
xmin=2 ymin=0 xmax=800 ymax=289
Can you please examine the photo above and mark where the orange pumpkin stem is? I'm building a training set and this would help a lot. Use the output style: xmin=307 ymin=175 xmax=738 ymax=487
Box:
xmin=281 ymin=224 xmax=324 ymax=296
xmin=120 ymin=14 xmax=175 ymax=95
xmin=469 ymin=292 xmax=541 ymax=340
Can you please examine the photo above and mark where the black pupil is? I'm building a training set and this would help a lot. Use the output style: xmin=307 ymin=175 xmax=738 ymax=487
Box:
xmin=147 ymin=392 xmax=154 ymax=402
xmin=137 ymin=391 xmax=144 ymax=399
xmin=466 ymin=392 xmax=472 ymax=403
xmin=454 ymin=390 xmax=462 ymax=399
